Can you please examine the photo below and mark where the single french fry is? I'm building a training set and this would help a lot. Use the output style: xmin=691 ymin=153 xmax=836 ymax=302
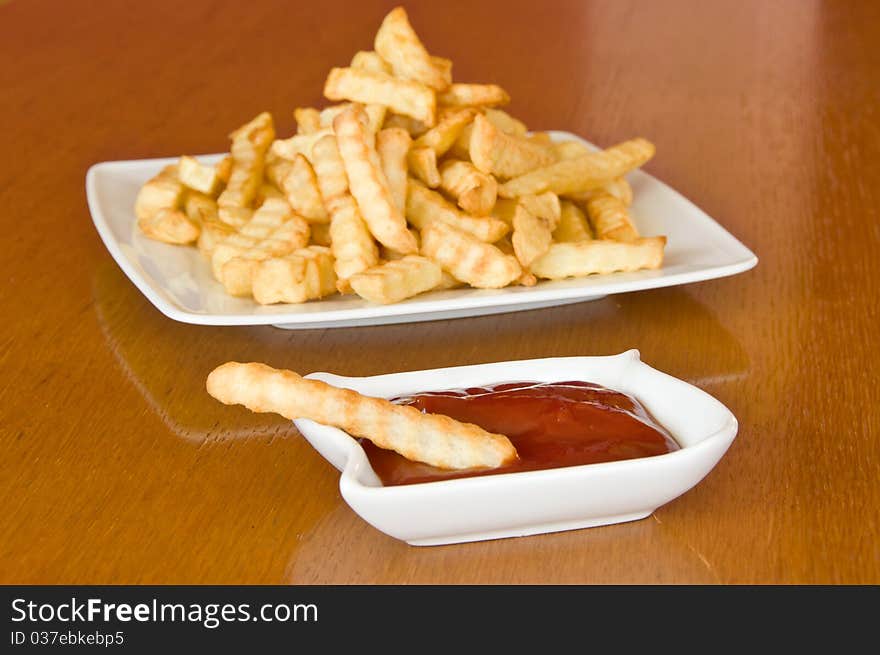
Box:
xmin=499 ymin=138 xmax=655 ymax=197
xmin=518 ymin=191 xmax=561 ymax=231
xmin=351 ymin=50 xmax=392 ymax=75
xmin=585 ymin=191 xmax=640 ymax=242
xmin=552 ymin=140 xmax=592 ymax=160
xmin=269 ymin=128 xmax=333 ymax=162
xmin=553 ymin=200 xmax=593 ymax=242
xmin=469 ymin=114 xmax=556 ymax=179
xmin=449 ymin=108 xmax=527 ymax=160
xmin=407 ymin=145 xmax=440 ymax=187
xmin=207 ymin=362 xmax=517 ymax=469
xmin=511 ymin=203 xmax=552 ymax=267
xmin=240 ymin=198 xmax=309 ymax=244
xmin=334 ymin=106 xmax=418 ymax=253
xmin=184 ymin=191 xmax=218 ymax=225
xmin=215 ymin=155 xmax=233 ymax=186
xmin=376 ymin=127 xmax=411 ymax=213
xmin=406 ymin=179 xmax=508 ymax=242
xmin=382 ymin=112 xmax=429 ymax=137
xmin=217 ymin=206 xmax=253 ymax=229
xmin=530 ymin=237 xmax=666 ymax=279
xmin=374 ymin=7 xmax=450 ymax=91
xmin=431 ymin=56 xmax=453 ymax=85
xmin=566 ymin=177 xmax=633 ymax=207
xmin=438 ymin=159 xmax=497 ymax=216
xmin=178 ymin=156 xmax=220 ymax=195
xmin=413 ymin=108 xmax=477 ymax=156
xmin=349 ymin=255 xmax=442 ymax=304
xmin=135 ymin=165 xmax=183 ymax=222
xmin=324 ymin=67 xmax=436 ymax=126
xmin=269 ymin=154 xmax=329 ymax=223
xmin=310 ymin=133 xmax=349 ymax=203
xmin=139 ymin=208 xmax=199 ymax=245
xmin=217 ymin=112 xmax=275 ymax=208
xmin=421 ymin=220 xmax=522 ymax=289
xmin=252 ymin=246 xmax=337 ymax=305
xmin=327 ymin=193 xmax=380 ymax=284
xmin=294 ymin=107 xmax=322 ymax=135
xmin=438 ymin=83 xmax=510 ymax=108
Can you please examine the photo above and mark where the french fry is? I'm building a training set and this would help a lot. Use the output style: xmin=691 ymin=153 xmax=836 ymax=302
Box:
xmin=269 ymin=154 xmax=329 ymax=223
xmin=184 ymin=191 xmax=218 ymax=225
xmin=351 ymin=50 xmax=392 ymax=75
xmin=438 ymin=159 xmax=497 ymax=216
xmin=207 ymin=362 xmax=517 ymax=469
xmin=240 ymin=197 xmax=309 ymax=243
xmin=499 ymin=138 xmax=655 ymax=197
xmin=413 ymin=108 xmax=477 ymax=156
xmin=254 ymin=181 xmax=284 ymax=207
xmin=528 ymin=132 xmax=554 ymax=146
xmin=553 ymin=200 xmax=593 ymax=242
xmin=406 ymin=179 xmax=508 ymax=242
xmin=530 ymin=237 xmax=666 ymax=279
xmin=217 ymin=206 xmax=253 ymax=229
xmin=450 ymin=107 xmax=527 ymax=159
xmin=334 ymin=105 xmax=418 ymax=253
xmin=135 ymin=165 xmax=183 ymax=223
xmin=215 ymin=155 xmax=233 ymax=186
xmin=421 ymin=220 xmax=522 ymax=288
xmin=585 ymin=191 xmax=640 ymax=242
xmin=294 ymin=107 xmax=322 ymax=135
xmin=382 ymin=112 xmax=429 ymax=137
xmin=310 ymin=133 xmax=349 ymax=203
xmin=197 ymin=219 xmax=236 ymax=258
xmin=217 ymin=112 xmax=275 ymax=209
xmin=269 ymin=129 xmax=333 ymax=162
xmin=469 ymin=114 xmax=556 ymax=179
xmin=375 ymin=127 xmax=411 ymax=213
xmin=252 ymin=246 xmax=337 ymax=305
xmin=438 ymin=83 xmax=510 ymax=108
xmin=327 ymin=193 xmax=380 ymax=284
xmin=407 ymin=145 xmax=440 ymax=187
xmin=518 ymin=191 xmax=561 ymax=230
xmin=139 ymin=208 xmax=199 ymax=245
xmin=511 ymin=203 xmax=552 ymax=267
xmin=436 ymin=270 xmax=465 ymax=290
xmin=374 ymin=7 xmax=450 ymax=91
xmin=431 ymin=56 xmax=453 ymax=85
xmin=178 ymin=156 xmax=220 ymax=195
xmin=566 ymin=177 xmax=633 ymax=207
xmin=349 ymin=255 xmax=442 ymax=304
xmin=552 ymin=140 xmax=592 ymax=160
xmin=324 ymin=67 xmax=436 ymax=126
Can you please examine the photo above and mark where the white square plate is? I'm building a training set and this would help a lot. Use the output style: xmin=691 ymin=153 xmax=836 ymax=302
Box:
xmin=294 ymin=351 xmax=738 ymax=545
xmin=86 ymin=132 xmax=756 ymax=329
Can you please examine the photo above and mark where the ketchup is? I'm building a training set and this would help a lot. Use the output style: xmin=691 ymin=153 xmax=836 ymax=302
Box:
xmin=360 ymin=381 xmax=679 ymax=486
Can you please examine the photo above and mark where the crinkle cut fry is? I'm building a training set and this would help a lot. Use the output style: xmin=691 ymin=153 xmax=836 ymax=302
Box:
xmin=207 ymin=362 xmax=517 ymax=470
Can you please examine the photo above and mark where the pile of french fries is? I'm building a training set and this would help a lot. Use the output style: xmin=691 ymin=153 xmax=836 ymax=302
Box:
xmin=135 ymin=7 xmax=666 ymax=306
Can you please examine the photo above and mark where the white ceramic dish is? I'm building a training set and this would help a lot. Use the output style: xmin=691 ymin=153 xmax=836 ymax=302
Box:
xmin=86 ymin=131 xmax=756 ymax=329
xmin=294 ymin=351 xmax=738 ymax=546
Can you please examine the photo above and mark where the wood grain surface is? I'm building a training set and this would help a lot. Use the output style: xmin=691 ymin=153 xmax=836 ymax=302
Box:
xmin=1 ymin=0 xmax=878 ymax=584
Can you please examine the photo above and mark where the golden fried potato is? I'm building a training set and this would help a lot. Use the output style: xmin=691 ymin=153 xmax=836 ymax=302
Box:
xmin=139 ymin=208 xmax=199 ymax=245
xmin=178 ymin=156 xmax=221 ymax=195
xmin=553 ymin=200 xmax=593 ymax=242
xmin=183 ymin=190 xmax=218 ymax=225
xmin=268 ymin=154 xmax=329 ymax=223
xmin=413 ymin=108 xmax=477 ymax=156
xmin=351 ymin=50 xmax=392 ymax=75
xmin=407 ymin=145 xmax=440 ymax=187
xmin=530 ymin=237 xmax=666 ymax=279
xmin=269 ymin=129 xmax=333 ymax=162
xmin=469 ymin=114 xmax=556 ymax=179
xmin=327 ymin=193 xmax=380 ymax=285
xmin=334 ymin=105 xmax=418 ymax=253
xmin=376 ymin=127 xmax=411 ymax=213
xmin=438 ymin=159 xmax=497 ymax=216
xmin=518 ymin=191 xmax=561 ymax=231
xmin=511 ymin=203 xmax=552 ymax=267
xmin=406 ymin=179 xmax=508 ymax=242
xmin=552 ymin=140 xmax=592 ymax=160
xmin=566 ymin=177 xmax=634 ymax=207
xmin=421 ymin=220 xmax=521 ymax=288
xmin=324 ymin=67 xmax=436 ymax=126
xmin=135 ymin=165 xmax=183 ymax=223
xmin=252 ymin=246 xmax=337 ymax=305
xmin=374 ymin=7 xmax=450 ymax=91
xmin=310 ymin=133 xmax=349 ymax=204
xmin=207 ymin=362 xmax=517 ymax=469
xmin=217 ymin=206 xmax=253 ymax=229
xmin=499 ymin=138 xmax=655 ymax=197
xmin=349 ymin=255 xmax=442 ymax=304
xmin=309 ymin=222 xmax=332 ymax=247
xmin=382 ymin=112 xmax=429 ymax=137
xmin=438 ymin=83 xmax=510 ymax=107
xmin=294 ymin=107 xmax=322 ymax=135
xmin=585 ymin=191 xmax=640 ymax=242
xmin=197 ymin=218 xmax=236 ymax=258
xmin=217 ymin=112 xmax=275 ymax=209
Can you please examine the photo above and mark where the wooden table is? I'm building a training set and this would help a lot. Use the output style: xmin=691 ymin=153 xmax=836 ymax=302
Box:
xmin=2 ymin=0 xmax=878 ymax=584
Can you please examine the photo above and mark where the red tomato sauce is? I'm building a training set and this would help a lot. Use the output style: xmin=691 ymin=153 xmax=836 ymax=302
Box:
xmin=360 ymin=381 xmax=680 ymax=486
